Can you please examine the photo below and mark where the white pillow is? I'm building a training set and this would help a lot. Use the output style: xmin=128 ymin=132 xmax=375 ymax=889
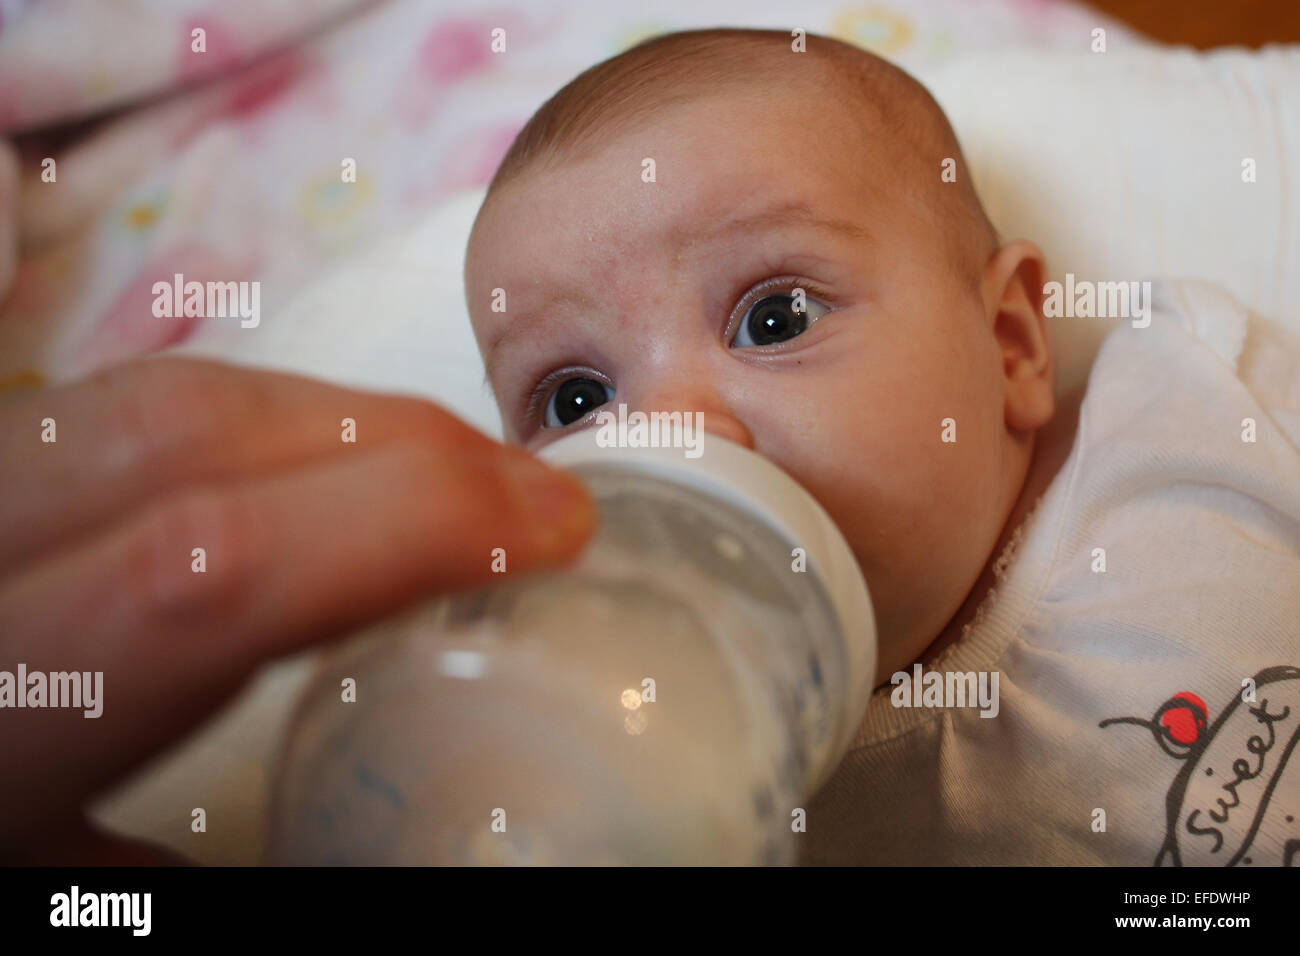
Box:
xmin=928 ymin=46 xmax=1300 ymax=394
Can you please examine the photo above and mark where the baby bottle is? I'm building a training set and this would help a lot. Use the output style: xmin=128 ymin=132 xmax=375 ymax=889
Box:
xmin=266 ymin=426 xmax=876 ymax=865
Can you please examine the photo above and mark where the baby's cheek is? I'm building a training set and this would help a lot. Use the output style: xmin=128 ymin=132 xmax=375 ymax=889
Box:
xmin=922 ymin=372 xmax=1007 ymax=527
xmin=852 ymin=362 xmax=1005 ymax=560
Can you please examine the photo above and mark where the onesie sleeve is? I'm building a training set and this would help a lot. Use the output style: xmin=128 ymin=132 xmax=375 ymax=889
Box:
xmin=1155 ymin=279 xmax=1300 ymax=452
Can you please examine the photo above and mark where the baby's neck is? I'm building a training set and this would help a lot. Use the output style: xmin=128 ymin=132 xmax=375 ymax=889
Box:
xmin=920 ymin=384 xmax=1086 ymax=667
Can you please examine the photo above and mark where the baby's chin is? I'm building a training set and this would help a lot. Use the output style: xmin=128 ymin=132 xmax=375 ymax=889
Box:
xmin=847 ymin=483 xmax=1033 ymax=678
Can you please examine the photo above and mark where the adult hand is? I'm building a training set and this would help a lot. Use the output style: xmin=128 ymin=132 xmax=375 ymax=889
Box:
xmin=0 ymin=357 xmax=596 ymax=863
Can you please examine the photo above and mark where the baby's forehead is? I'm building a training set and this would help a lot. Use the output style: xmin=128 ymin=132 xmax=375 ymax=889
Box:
xmin=472 ymin=97 xmax=887 ymax=268
xmin=482 ymin=62 xmax=956 ymax=246
xmin=573 ymin=72 xmax=916 ymax=183
xmin=469 ymin=95 xmax=932 ymax=295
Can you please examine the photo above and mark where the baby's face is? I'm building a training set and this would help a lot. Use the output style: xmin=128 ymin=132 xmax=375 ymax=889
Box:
xmin=467 ymin=85 xmax=1023 ymax=674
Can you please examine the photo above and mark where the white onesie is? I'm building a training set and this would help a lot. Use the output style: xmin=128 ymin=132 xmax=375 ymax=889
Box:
xmin=798 ymin=279 xmax=1300 ymax=866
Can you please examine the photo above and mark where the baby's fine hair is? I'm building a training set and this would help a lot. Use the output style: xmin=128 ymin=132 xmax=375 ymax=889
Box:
xmin=485 ymin=28 xmax=1000 ymax=283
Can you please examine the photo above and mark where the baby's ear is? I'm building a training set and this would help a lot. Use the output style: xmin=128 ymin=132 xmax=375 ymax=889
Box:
xmin=982 ymin=240 xmax=1054 ymax=432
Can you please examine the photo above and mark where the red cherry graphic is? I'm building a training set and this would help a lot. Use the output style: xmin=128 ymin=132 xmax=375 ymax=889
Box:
xmin=1159 ymin=692 xmax=1208 ymax=745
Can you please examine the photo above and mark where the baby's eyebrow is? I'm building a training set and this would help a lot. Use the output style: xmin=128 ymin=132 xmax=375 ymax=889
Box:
xmin=670 ymin=200 xmax=873 ymax=255
xmin=483 ymin=285 xmax=594 ymax=385
xmin=482 ymin=201 xmax=869 ymax=384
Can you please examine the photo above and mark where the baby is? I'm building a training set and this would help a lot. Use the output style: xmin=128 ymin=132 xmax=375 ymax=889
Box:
xmin=464 ymin=29 xmax=1300 ymax=865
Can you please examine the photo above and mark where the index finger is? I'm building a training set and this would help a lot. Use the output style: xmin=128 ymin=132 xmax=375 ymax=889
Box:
xmin=0 ymin=356 xmax=501 ymax=571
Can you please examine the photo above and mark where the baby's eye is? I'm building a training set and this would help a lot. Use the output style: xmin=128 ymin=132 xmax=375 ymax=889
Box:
xmin=544 ymin=376 xmax=615 ymax=428
xmin=731 ymin=293 xmax=830 ymax=348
